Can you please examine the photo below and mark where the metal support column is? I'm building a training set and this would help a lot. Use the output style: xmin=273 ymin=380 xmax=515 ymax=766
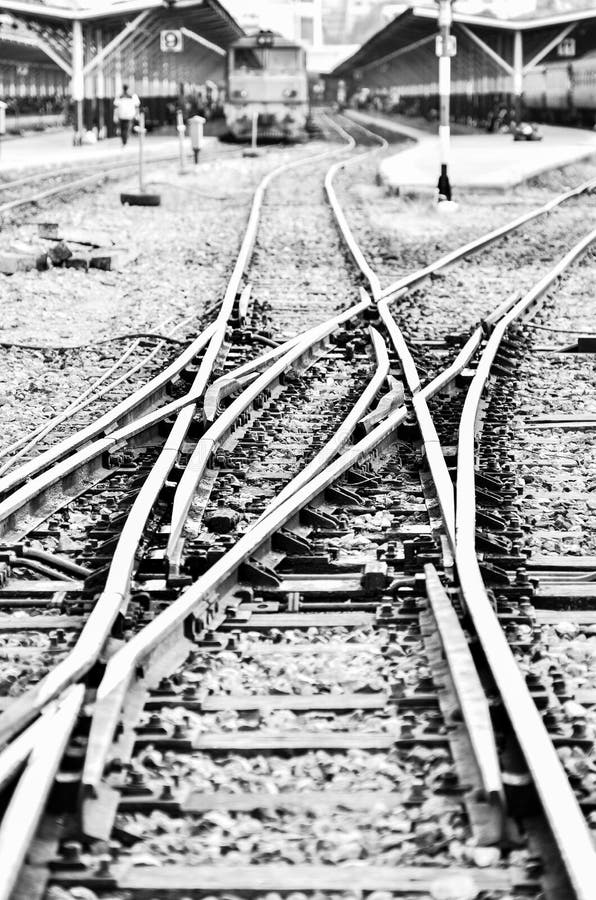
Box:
xmin=95 ymin=28 xmax=106 ymax=139
xmin=437 ymin=0 xmax=453 ymax=201
xmin=115 ymin=50 xmax=123 ymax=99
xmin=513 ymin=30 xmax=524 ymax=125
xmin=71 ymin=19 xmax=85 ymax=145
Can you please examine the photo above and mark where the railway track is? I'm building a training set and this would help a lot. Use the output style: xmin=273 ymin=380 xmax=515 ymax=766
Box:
xmin=0 ymin=113 xmax=594 ymax=900
xmin=0 ymin=138 xmax=308 ymax=473
xmin=0 ymin=140 xmax=241 ymax=220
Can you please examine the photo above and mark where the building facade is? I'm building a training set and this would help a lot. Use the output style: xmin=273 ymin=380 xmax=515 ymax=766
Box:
xmin=223 ymin=0 xmax=323 ymax=46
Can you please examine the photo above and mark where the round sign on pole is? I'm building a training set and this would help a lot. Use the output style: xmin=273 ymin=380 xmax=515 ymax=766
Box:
xmin=160 ymin=29 xmax=183 ymax=53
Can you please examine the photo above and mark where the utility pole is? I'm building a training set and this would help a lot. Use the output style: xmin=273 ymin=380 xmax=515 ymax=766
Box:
xmin=437 ymin=0 xmax=454 ymax=201
xmin=513 ymin=29 xmax=523 ymax=125
xmin=71 ymin=19 xmax=85 ymax=145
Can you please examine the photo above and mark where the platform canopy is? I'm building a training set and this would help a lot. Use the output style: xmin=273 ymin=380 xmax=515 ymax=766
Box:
xmin=333 ymin=5 xmax=596 ymax=102
xmin=0 ymin=0 xmax=243 ymax=125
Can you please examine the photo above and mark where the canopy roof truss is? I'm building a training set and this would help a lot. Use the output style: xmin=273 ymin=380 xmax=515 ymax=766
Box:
xmin=333 ymin=7 xmax=596 ymax=97
xmin=0 ymin=0 xmax=241 ymax=99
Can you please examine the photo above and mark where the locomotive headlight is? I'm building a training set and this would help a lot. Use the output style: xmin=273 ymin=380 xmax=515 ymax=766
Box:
xmin=283 ymin=89 xmax=297 ymax=98
xmin=233 ymin=89 xmax=248 ymax=99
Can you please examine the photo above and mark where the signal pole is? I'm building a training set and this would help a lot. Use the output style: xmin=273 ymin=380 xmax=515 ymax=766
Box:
xmin=437 ymin=0 xmax=453 ymax=201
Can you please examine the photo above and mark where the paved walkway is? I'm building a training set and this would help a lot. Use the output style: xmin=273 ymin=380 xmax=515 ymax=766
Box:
xmin=0 ymin=128 xmax=218 ymax=173
xmin=347 ymin=110 xmax=596 ymax=194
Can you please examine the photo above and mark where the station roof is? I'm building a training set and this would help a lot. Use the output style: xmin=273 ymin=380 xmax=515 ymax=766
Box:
xmin=0 ymin=0 xmax=242 ymax=40
xmin=0 ymin=31 xmax=55 ymax=63
xmin=333 ymin=6 xmax=596 ymax=77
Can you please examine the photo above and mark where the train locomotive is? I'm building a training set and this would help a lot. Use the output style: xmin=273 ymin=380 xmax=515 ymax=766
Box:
xmin=225 ymin=30 xmax=309 ymax=141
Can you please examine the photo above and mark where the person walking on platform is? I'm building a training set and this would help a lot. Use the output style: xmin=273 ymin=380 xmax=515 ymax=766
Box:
xmin=114 ymin=85 xmax=140 ymax=146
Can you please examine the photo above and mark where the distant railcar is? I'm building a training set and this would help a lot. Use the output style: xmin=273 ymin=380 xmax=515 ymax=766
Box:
xmin=524 ymin=54 xmax=596 ymax=125
xmin=225 ymin=31 xmax=309 ymax=141
xmin=346 ymin=45 xmax=596 ymax=131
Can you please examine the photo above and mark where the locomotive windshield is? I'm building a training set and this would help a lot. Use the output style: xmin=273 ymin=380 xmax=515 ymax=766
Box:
xmin=231 ymin=47 xmax=302 ymax=74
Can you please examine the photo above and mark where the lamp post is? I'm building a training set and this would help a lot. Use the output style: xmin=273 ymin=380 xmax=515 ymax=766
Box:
xmin=437 ymin=0 xmax=454 ymax=201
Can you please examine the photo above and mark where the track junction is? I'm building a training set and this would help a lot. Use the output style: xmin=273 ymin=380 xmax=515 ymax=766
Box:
xmin=0 ymin=112 xmax=594 ymax=900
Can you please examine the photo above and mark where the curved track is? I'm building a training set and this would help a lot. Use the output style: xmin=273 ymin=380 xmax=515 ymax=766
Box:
xmin=0 ymin=113 xmax=594 ymax=900
xmin=0 ymin=140 xmax=241 ymax=218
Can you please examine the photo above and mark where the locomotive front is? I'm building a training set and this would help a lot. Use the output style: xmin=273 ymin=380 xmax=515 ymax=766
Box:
xmin=225 ymin=31 xmax=309 ymax=141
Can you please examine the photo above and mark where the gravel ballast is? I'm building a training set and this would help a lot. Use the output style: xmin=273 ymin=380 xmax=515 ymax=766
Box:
xmin=0 ymin=142 xmax=332 ymax=461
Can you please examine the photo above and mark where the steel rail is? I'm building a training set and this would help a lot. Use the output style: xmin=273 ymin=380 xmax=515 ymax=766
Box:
xmin=424 ymin=563 xmax=504 ymax=810
xmin=0 ymin=311 xmax=196 ymax=475
xmin=0 ymin=715 xmax=47 ymax=796
xmin=251 ymin=321 xmax=389 ymax=525
xmin=190 ymin=139 xmax=351 ymax=405
xmin=323 ymin=113 xmax=387 ymax=300
xmin=378 ymin=174 xmax=596 ymax=302
xmin=0 ymin=148 xmax=190 ymax=194
xmin=0 ymin=137 xmax=351 ymax=503
xmin=159 ymin=115 xmax=391 ymax=544
xmin=0 ymin=136 xmax=358 ymax=743
xmin=372 ymin=298 xmax=505 ymax=802
xmin=81 ymin=403 xmax=408 ymax=812
xmin=0 ymin=437 xmax=115 ymax=539
xmin=456 ymin=226 xmax=596 ymax=900
xmin=0 ymin=685 xmax=84 ymax=900
xmin=0 ymin=162 xmax=158 ymax=215
xmin=0 ymin=280 xmax=517 ymax=846
xmin=376 ymin=296 xmax=420 ymax=391
xmin=163 ymin=114 xmax=387 ymax=564
xmin=0 ymin=139 xmax=338 ymax=488
xmin=203 ymin=335 xmax=312 ymax=422
xmin=377 ymin=290 xmax=523 ymax=553
xmin=0 ymin=332 xmax=300 ymax=536
xmin=0 ymin=120 xmax=384 ymax=879
xmin=0 ymin=152 xmax=524 ymax=744
xmin=79 ymin=285 xmax=525 ymax=811
xmin=93 ymin=333 xmax=306 ymax=448
xmin=0 ymin=321 xmax=217 ymax=500
xmin=0 ymin=158 xmax=158 ymax=196
xmin=1 ymin=115 xmax=574 ymax=876
xmin=379 ymin=296 xmax=455 ymax=550
xmin=0 ymin=145 xmax=237 ymax=214
xmin=0 ymin=339 xmax=143 ymax=473
xmin=2 ymin=116 xmax=571 ymax=498
xmin=166 ymin=295 xmax=372 ymax=562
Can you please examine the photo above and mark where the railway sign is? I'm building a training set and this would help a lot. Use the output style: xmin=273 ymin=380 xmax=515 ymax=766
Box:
xmin=557 ymin=38 xmax=576 ymax=58
xmin=435 ymin=35 xmax=457 ymax=57
xmin=256 ymin=30 xmax=275 ymax=47
xmin=160 ymin=29 xmax=183 ymax=53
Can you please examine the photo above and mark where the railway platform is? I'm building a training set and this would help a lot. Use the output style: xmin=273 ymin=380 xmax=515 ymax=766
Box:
xmin=0 ymin=128 xmax=218 ymax=173
xmin=347 ymin=110 xmax=596 ymax=194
